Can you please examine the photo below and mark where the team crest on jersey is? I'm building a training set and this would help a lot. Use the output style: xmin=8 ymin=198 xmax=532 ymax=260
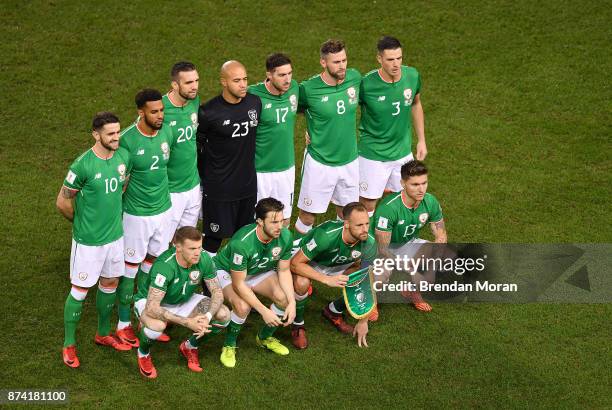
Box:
xmin=419 ymin=213 xmax=429 ymax=225
xmin=403 ymin=88 xmax=413 ymax=106
xmin=117 ymin=164 xmax=126 ymax=181
xmin=189 ymin=270 xmax=200 ymax=284
xmin=190 ymin=113 xmax=198 ymax=126
xmin=210 ymin=223 xmax=219 ymax=233
xmin=161 ymin=142 xmax=170 ymax=160
xmin=347 ymin=87 xmax=358 ymax=104
xmin=289 ymin=94 xmax=298 ymax=112
xmin=271 ymin=246 xmax=282 ymax=259
xmin=248 ymin=109 xmax=258 ymax=126
xmin=351 ymin=250 xmax=362 ymax=259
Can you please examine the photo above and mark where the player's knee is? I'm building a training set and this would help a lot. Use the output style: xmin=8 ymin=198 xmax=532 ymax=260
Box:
xmin=215 ymin=304 xmax=231 ymax=322
xmin=293 ymin=275 xmax=311 ymax=294
xmin=231 ymin=297 xmax=251 ymax=318
xmin=272 ymin=290 xmax=288 ymax=309
xmin=99 ymin=277 xmax=119 ymax=288
xmin=70 ymin=286 xmax=89 ymax=301
xmin=140 ymin=313 xmax=167 ymax=332
xmin=298 ymin=210 xmax=315 ymax=226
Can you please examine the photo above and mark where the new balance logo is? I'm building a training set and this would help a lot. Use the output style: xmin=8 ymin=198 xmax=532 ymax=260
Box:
xmin=94 ymin=173 xmax=102 ymax=179
xmin=137 ymin=149 xmax=145 ymax=155
xmin=264 ymin=103 xmax=272 ymax=109
xmin=321 ymin=96 xmax=329 ymax=102
xmin=378 ymin=96 xmax=386 ymax=101
xmin=223 ymin=120 xmax=230 ymax=125
xmin=170 ymin=121 xmax=177 ymax=126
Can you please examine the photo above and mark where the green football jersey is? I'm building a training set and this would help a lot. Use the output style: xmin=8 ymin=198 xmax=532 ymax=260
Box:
xmin=119 ymin=123 xmax=172 ymax=216
xmin=214 ymin=223 xmax=293 ymax=277
xmin=135 ymin=246 xmax=216 ymax=305
xmin=163 ymin=93 xmax=201 ymax=193
xmin=298 ymin=68 xmax=361 ymax=166
xmin=63 ymin=147 xmax=130 ymax=246
xmin=373 ymin=192 xmax=442 ymax=244
xmin=358 ymin=66 xmax=421 ymax=161
xmin=298 ymin=220 xmax=376 ymax=267
xmin=248 ymin=80 xmax=298 ymax=172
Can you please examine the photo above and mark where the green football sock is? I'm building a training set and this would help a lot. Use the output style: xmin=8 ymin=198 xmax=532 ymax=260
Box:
xmin=96 ymin=287 xmax=116 ymax=337
xmin=116 ymin=276 xmax=134 ymax=323
xmin=258 ymin=324 xmax=279 ymax=340
xmin=224 ymin=320 xmax=243 ymax=347
xmin=138 ymin=328 xmax=154 ymax=355
xmin=294 ymin=295 xmax=309 ymax=324
xmin=63 ymin=294 xmax=84 ymax=347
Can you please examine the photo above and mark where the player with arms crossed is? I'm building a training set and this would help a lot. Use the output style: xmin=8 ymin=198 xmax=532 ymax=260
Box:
xmin=164 ymin=61 xmax=202 ymax=232
xmin=295 ymin=39 xmax=361 ymax=237
xmin=373 ymin=160 xmax=447 ymax=312
xmin=290 ymin=202 xmax=375 ymax=349
xmin=134 ymin=226 xmax=229 ymax=378
xmin=117 ymin=89 xmax=175 ymax=346
xmin=197 ymin=61 xmax=262 ymax=255
xmin=57 ymin=112 xmax=132 ymax=368
xmin=358 ymin=36 xmax=428 ymax=215
xmin=248 ymin=53 xmax=298 ymax=226
xmin=213 ymin=198 xmax=295 ymax=368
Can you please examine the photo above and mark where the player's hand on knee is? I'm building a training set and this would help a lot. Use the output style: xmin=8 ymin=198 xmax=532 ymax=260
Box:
xmin=188 ymin=315 xmax=211 ymax=336
xmin=325 ymin=274 xmax=349 ymax=288
xmin=261 ymin=308 xmax=283 ymax=327
xmin=353 ymin=319 xmax=369 ymax=348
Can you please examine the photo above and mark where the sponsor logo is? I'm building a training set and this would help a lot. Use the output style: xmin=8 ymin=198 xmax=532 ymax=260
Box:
xmin=94 ymin=172 xmax=102 ymax=179
xmin=78 ymin=272 xmax=88 ymax=281
xmin=170 ymin=121 xmax=177 ymax=126
xmin=66 ymin=171 xmax=77 ymax=184
xmin=233 ymin=253 xmax=243 ymax=265
xmin=321 ymin=96 xmax=329 ymax=102
xmin=223 ymin=120 xmax=230 ymax=126
xmin=137 ymin=148 xmax=145 ymax=155
xmin=264 ymin=103 xmax=272 ymax=109
xmin=377 ymin=217 xmax=388 ymax=229
xmin=210 ymin=223 xmax=219 ymax=233
xmin=378 ymin=96 xmax=386 ymax=101
xmin=398 ymin=220 xmax=405 ymax=225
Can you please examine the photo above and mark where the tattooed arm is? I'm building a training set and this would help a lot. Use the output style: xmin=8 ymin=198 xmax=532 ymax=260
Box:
xmin=430 ymin=219 xmax=448 ymax=243
xmin=144 ymin=287 xmax=207 ymax=334
xmin=201 ymin=277 xmax=224 ymax=318
xmin=375 ymin=229 xmax=394 ymax=259
xmin=56 ymin=186 xmax=78 ymax=222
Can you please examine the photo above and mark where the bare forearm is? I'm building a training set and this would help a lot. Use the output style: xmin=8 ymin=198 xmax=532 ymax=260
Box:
xmin=56 ymin=187 xmax=76 ymax=221
xmin=277 ymin=267 xmax=295 ymax=305
xmin=431 ymin=220 xmax=448 ymax=243
xmin=291 ymin=262 xmax=329 ymax=284
xmin=412 ymin=101 xmax=425 ymax=142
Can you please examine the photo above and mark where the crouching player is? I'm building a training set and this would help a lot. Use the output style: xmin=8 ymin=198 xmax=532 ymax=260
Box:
xmin=213 ymin=198 xmax=295 ymax=368
xmin=290 ymin=202 xmax=376 ymax=348
xmin=373 ymin=160 xmax=447 ymax=312
xmin=134 ymin=226 xmax=229 ymax=378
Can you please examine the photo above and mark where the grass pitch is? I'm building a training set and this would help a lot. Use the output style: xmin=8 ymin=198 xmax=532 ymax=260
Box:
xmin=0 ymin=0 xmax=610 ymax=408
